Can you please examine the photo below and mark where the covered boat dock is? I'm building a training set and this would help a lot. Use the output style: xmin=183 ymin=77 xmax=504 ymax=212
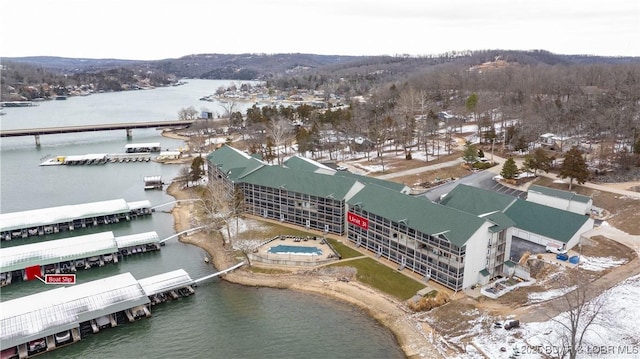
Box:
xmin=0 ymin=231 xmax=160 ymax=287
xmin=125 ymin=142 xmax=161 ymax=153
xmin=0 ymin=199 xmax=152 ymax=241
xmin=143 ymin=175 xmax=163 ymax=190
xmin=138 ymin=269 xmax=196 ymax=305
xmin=0 ymin=271 xmax=195 ymax=358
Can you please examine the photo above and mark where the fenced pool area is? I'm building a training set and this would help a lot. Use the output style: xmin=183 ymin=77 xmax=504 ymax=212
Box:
xmin=249 ymin=235 xmax=341 ymax=267
xmin=268 ymin=245 xmax=323 ymax=256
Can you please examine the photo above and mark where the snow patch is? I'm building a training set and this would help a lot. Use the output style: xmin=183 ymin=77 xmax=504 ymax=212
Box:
xmin=579 ymin=256 xmax=627 ymax=271
xmin=528 ymin=286 xmax=577 ymax=303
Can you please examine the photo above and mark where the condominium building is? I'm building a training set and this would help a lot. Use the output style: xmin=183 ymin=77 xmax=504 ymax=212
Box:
xmin=207 ymin=145 xmax=593 ymax=291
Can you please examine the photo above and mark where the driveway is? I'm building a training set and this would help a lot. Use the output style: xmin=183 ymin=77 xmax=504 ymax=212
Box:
xmin=416 ymin=170 xmax=526 ymax=202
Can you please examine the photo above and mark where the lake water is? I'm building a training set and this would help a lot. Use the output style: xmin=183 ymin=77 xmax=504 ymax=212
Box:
xmin=0 ymin=80 xmax=405 ymax=359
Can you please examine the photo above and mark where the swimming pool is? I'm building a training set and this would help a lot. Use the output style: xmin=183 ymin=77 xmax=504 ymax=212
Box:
xmin=268 ymin=245 xmax=323 ymax=256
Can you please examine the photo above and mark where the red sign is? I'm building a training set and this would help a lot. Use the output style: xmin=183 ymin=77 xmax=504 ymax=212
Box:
xmin=25 ymin=265 xmax=41 ymax=281
xmin=45 ymin=274 xmax=76 ymax=285
xmin=347 ymin=212 xmax=369 ymax=230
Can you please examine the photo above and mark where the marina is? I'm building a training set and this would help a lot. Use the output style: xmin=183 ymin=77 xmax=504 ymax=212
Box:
xmin=0 ymin=231 xmax=161 ymax=287
xmin=39 ymin=153 xmax=154 ymax=166
xmin=39 ymin=144 xmax=177 ymax=166
xmin=0 ymin=270 xmax=198 ymax=359
xmin=0 ymin=199 xmax=152 ymax=241
xmin=0 ymin=79 xmax=406 ymax=359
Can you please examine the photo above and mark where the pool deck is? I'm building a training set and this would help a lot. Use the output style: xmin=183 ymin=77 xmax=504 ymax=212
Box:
xmin=251 ymin=235 xmax=338 ymax=266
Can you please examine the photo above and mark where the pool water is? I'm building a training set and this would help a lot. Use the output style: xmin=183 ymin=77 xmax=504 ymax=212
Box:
xmin=268 ymin=245 xmax=323 ymax=256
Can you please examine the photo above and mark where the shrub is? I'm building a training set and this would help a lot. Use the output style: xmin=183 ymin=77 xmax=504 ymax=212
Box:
xmin=407 ymin=291 xmax=450 ymax=312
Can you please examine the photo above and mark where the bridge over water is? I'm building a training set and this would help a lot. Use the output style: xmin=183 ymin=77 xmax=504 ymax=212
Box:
xmin=0 ymin=120 xmax=195 ymax=146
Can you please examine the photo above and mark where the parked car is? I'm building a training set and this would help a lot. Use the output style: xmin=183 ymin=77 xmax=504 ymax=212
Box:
xmin=504 ymin=319 xmax=520 ymax=330
xmin=546 ymin=244 xmax=568 ymax=255
xmin=556 ymin=253 xmax=569 ymax=261
xmin=54 ymin=330 xmax=71 ymax=344
xmin=28 ymin=339 xmax=46 ymax=352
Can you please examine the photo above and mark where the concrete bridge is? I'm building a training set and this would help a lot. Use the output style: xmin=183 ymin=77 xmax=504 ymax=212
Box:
xmin=0 ymin=120 xmax=195 ymax=146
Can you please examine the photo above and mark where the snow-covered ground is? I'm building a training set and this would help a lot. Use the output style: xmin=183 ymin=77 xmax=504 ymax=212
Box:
xmin=449 ymin=274 xmax=640 ymax=358
xmin=579 ymin=256 xmax=628 ymax=271
xmin=528 ymin=286 xmax=577 ymax=304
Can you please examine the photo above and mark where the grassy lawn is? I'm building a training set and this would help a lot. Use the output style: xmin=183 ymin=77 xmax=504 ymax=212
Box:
xmin=326 ymin=238 xmax=363 ymax=259
xmin=327 ymin=258 xmax=426 ymax=300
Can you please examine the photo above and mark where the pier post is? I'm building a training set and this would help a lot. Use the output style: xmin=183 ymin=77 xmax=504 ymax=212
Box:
xmin=126 ymin=129 xmax=132 ymax=139
xmin=35 ymin=134 xmax=41 ymax=146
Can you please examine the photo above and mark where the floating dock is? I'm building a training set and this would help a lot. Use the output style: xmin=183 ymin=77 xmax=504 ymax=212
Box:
xmin=40 ymin=153 xmax=152 ymax=166
xmin=143 ymin=175 xmax=163 ymax=190
xmin=125 ymin=142 xmax=161 ymax=153
xmin=0 ymin=270 xmax=195 ymax=358
xmin=0 ymin=231 xmax=161 ymax=287
xmin=0 ymin=199 xmax=152 ymax=241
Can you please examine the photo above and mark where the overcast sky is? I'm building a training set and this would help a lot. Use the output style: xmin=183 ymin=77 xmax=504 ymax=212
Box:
xmin=2 ymin=0 xmax=639 ymax=60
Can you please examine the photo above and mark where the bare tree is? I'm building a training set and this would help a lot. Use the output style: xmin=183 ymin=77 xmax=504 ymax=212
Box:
xmin=195 ymin=179 xmax=234 ymax=245
xmin=178 ymin=106 xmax=199 ymax=120
xmin=178 ymin=165 xmax=191 ymax=187
xmin=548 ymin=274 xmax=608 ymax=359
xmin=267 ymin=116 xmax=290 ymax=165
xmin=219 ymin=100 xmax=237 ymax=129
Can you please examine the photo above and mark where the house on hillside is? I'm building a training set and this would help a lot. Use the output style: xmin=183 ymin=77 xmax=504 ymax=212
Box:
xmin=538 ymin=133 xmax=579 ymax=152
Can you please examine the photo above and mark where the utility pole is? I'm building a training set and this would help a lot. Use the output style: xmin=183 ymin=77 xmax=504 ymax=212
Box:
xmin=491 ymin=138 xmax=495 ymax=163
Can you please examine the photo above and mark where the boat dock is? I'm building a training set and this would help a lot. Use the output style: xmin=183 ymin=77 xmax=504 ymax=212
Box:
xmin=143 ymin=175 xmax=163 ymax=190
xmin=125 ymin=142 xmax=161 ymax=153
xmin=0 ymin=263 xmax=244 ymax=358
xmin=0 ymin=270 xmax=195 ymax=358
xmin=0 ymin=231 xmax=161 ymax=287
xmin=0 ymin=199 xmax=152 ymax=241
xmin=40 ymin=153 xmax=153 ymax=166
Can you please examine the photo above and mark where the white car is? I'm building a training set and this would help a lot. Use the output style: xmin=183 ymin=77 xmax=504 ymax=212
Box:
xmin=545 ymin=244 xmax=568 ymax=254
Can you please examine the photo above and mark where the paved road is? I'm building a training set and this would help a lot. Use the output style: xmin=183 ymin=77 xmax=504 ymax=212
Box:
xmin=376 ymin=158 xmax=464 ymax=180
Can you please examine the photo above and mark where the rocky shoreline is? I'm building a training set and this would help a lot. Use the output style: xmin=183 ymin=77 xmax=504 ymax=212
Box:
xmin=166 ymin=182 xmax=441 ymax=359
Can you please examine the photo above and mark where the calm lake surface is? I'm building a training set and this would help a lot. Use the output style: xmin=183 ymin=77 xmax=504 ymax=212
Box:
xmin=0 ymin=80 xmax=405 ymax=359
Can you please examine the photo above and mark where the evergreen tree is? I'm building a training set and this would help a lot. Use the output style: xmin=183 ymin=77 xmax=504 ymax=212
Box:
xmin=465 ymin=93 xmax=478 ymax=121
xmin=522 ymin=147 xmax=552 ymax=175
xmin=500 ymin=157 xmax=518 ymax=179
xmin=190 ymin=156 xmax=205 ymax=183
xmin=462 ymin=141 xmax=478 ymax=164
xmin=559 ymin=147 xmax=589 ymax=190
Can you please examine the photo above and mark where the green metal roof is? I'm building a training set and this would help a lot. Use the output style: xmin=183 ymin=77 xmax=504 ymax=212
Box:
xmin=241 ymin=165 xmax=363 ymax=200
xmin=206 ymin=145 xmax=265 ymax=181
xmin=479 ymin=269 xmax=490 ymax=276
xmin=504 ymin=260 xmax=516 ymax=268
xmin=335 ymin=170 xmax=410 ymax=193
xmin=283 ymin=156 xmax=334 ymax=173
xmin=485 ymin=211 xmax=516 ymax=229
xmin=347 ymin=184 xmax=486 ymax=247
xmin=439 ymin=184 xmax=517 ymax=215
xmin=528 ymin=185 xmax=591 ymax=203
xmin=504 ymin=200 xmax=591 ymax=243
